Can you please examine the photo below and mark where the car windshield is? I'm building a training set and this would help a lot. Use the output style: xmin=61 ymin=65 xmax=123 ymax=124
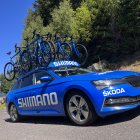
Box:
xmin=53 ymin=67 xmax=92 ymax=77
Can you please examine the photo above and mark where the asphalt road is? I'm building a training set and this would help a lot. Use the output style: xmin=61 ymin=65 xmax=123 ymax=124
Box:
xmin=0 ymin=108 xmax=140 ymax=140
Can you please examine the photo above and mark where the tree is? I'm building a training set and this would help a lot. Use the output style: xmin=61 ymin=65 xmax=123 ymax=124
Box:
xmin=21 ymin=0 xmax=140 ymax=67
xmin=117 ymin=0 xmax=140 ymax=53
xmin=75 ymin=3 xmax=92 ymax=42
xmin=70 ymin=0 xmax=83 ymax=9
xmin=86 ymin=0 xmax=121 ymax=64
xmin=0 ymin=74 xmax=13 ymax=93
xmin=33 ymin=0 xmax=61 ymax=26
xmin=22 ymin=9 xmax=46 ymax=44
xmin=50 ymin=0 xmax=77 ymax=36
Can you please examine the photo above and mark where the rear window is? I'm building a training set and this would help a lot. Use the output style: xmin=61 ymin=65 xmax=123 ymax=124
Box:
xmin=11 ymin=80 xmax=21 ymax=91
xmin=20 ymin=74 xmax=33 ymax=88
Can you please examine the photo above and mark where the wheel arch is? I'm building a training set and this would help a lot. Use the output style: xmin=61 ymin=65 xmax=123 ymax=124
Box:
xmin=8 ymin=102 xmax=14 ymax=114
xmin=7 ymin=101 xmax=19 ymax=115
xmin=63 ymin=87 xmax=96 ymax=115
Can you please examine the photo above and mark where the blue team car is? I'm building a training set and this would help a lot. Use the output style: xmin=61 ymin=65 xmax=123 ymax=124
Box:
xmin=5 ymin=61 xmax=140 ymax=125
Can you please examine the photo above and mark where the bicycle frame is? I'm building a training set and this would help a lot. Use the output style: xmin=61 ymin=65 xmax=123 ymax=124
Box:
xmin=26 ymin=36 xmax=45 ymax=64
xmin=9 ymin=49 xmax=23 ymax=67
xmin=69 ymin=40 xmax=80 ymax=57
xmin=54 ymin=39 xmax=65 ymax=56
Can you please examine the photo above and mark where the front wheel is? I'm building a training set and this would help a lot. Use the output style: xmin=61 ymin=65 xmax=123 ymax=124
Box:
xmin=4 ymin=62 xmax=15 ymax=81
xmin=71 ymin=44 xmax=88 ymax=66
xmin=65 ymin=91 xmax=97 ymax=126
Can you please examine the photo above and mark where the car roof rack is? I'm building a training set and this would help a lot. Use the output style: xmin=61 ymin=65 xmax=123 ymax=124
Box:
xmin=16 ymin=61 xmax=80 ymax=80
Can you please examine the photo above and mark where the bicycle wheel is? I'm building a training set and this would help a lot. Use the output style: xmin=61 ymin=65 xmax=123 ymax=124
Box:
xmin=40 ymin=41 xmax=52 ymax=67
xmin=21 ymin=50 xmax=32 ymax=71
xmin=54 ymin=45 xmax=65 ymax=61
xmin=4 ymin=62 xmax=15 ymax=81
xmin=71 ymin=44 xmax=88 ymax=66
xmin=48 ymin=41 xmax=56 ymax=61
xmin=60 ymin=43 xmax=71 ymax=60
xmin=57 ymin=52 xmax=65 ymax=61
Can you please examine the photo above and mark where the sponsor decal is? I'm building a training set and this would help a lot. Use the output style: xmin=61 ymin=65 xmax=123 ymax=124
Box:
xmin=103 ymin=88 xmax=125 ymax=97
xmin=18 ymin=92 xmax=58 ymax=108
xmin=53 ymin=61 xmax=79 ymax=67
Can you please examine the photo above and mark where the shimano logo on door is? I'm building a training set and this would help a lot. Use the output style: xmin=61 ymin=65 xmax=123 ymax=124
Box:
xmin=103 ymin=88 xmax=125 ymax=97
xmin=18 ymin=92 xmax=58 ymax=108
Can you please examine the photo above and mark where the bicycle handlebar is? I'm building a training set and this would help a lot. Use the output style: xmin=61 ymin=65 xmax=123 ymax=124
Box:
xmin=46 ymin=32 xmax=52 ymax=40
xmin=15 ymin=44 xmax=26 ymax=52
xmin=32 ymin=30 xmax=40 ymax=39
xmin=41 ymin=32 xmax=52 ymax=40
xmin=15 ymin=44 xmax=18 ymax=52
xmin=60 ymin=34 xmax=76 ymax=42
xmin=31 ymin=31 xmax=77 ymax=42
xmin=54 ymin=33 xmax=57 ymax=40
xmin=32 ymin=30 xmax=36 ymax=39
xmin=54 ymin=33 xmax=61 ymax=41
xmin=24 ymin=37 xmax=29 ymax=43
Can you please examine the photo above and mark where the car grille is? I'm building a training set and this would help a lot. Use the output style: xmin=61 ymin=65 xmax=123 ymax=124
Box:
xmin=104 ymin=95 xmax=140 ymax=107
xmin=125 ymin=76 xmax=140 ymax=87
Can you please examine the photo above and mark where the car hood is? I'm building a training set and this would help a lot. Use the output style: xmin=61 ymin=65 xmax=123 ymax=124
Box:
xmin=52 ymin=70 xmax=140 ymax=84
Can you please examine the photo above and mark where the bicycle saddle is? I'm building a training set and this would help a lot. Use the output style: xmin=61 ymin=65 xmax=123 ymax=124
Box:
xmin=21 ymin=46 xmax=27 ymax=48
xmin=6 ymin=51 xmax=11 ymax=55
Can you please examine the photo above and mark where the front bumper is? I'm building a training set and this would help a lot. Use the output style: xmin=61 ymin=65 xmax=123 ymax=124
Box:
xmin=100 ymin=102 xmax=140 ymax=117
xmin=89 ymin=83 xmax=140 ymax=117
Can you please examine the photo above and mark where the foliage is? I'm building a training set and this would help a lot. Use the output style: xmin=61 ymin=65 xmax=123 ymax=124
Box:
xmin=22 ymin=0 xmax=140 ymax=66
xmin=50 ymin=0 xmax=76 ymax=36
xmin=0 ymin=104 xmax=5 ymax=110
xmin=75 ymin=3 xmax=92 ymax=42
xmin=33 ymin=0 xmax=61 ymax=26
xmin=23 ymin=9 xmax=44 ymax=44
xmin=0 ymin=74 xmax=13 ymax=94
xmin=117 ymin=0 xmax=140 ymax=53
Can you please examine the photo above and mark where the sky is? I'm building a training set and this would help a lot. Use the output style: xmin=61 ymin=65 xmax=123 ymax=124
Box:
xmin=0 ymin=0 xmax=35 ymax=74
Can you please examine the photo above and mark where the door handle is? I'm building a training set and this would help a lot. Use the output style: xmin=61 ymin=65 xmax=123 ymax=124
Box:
xmin=14 ymin=96 xmax=18 ymax=100
xmin=30 ymin=93 xmax=34 ymax=96
xmin=30 ymin=91 xmax=36 ymax=96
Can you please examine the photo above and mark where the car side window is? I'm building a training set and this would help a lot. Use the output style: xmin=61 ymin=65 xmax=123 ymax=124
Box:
xmin=20 ymin=74 xmax=33 ymax=88
xmin=34 ymin=71 xmax=52 ymax=85
xmin=11 ymin=80 xmax=21 ymax=91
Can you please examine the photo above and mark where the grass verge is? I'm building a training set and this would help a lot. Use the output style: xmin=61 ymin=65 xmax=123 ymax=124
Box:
xmin=0 ymin=104 xmax=6 ymax=110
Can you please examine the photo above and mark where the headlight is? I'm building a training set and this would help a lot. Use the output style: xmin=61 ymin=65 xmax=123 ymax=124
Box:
xmin=92 ymin=79 xmax=127 ymax=90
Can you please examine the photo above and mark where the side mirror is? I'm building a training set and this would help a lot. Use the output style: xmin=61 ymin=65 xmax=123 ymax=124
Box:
xmin=40 ymin=76 xmax=52 ymax=83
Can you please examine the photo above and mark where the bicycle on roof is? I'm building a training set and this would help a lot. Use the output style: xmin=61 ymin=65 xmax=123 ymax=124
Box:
xmin=4 ymin=31 xmax=88 ymax=81
xmin=4 ymin=44 xmax=27 ymax=81
xmin=21 ymin=30 xmax=52 ymax=71
xmin=64 ymin=35 xmax=88 ymax=66
xmin=4 ymin=30 xmax=52 ymax=81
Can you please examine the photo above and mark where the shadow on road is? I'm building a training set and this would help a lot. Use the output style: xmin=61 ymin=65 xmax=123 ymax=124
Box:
xmin=5 ymin=107 xmax=140 ymax=127
xmin=94 ymin=107 xmax=140 ymax=126
xmin=5 ymin=116 xmax=72 ymax=126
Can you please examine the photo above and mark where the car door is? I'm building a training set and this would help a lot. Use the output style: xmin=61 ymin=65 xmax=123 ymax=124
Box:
xmin=32 ymin=70 xmax=60 ymax=115
xmin=14 ymin=74 xmax=36 ymax=115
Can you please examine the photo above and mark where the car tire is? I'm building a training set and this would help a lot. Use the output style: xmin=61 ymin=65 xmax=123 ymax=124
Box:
xmin=9 ymin=104 xmax=21 ymax=122
xmin=65 ymin=91 xmax=97 ymax=126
